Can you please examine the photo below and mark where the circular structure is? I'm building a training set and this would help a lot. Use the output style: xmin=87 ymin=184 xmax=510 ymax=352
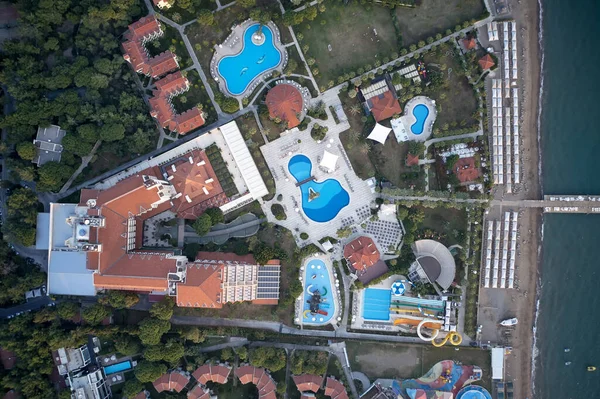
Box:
xmin=456 ymin=385 xmax=492 ymax=399
xmin=411 ymin=239 xmax=456 ymax=291
xmin=266 ymin=83 xmax=304 ymax=128
xmin=251 ymin=30 xmax=265 ymax=45
xmin=391 ymin=281 xmax=406 ymax=296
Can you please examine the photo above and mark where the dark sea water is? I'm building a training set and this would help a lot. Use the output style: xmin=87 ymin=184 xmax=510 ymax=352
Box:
xmin=536 ymin=0 xmax=600 ymax=397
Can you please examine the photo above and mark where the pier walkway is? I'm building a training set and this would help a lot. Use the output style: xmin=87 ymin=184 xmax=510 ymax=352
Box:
xmin=491 ymin=195 xmax=600 ymax=213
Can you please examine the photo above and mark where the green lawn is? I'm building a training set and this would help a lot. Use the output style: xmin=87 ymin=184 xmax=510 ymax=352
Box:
xmin=368 ymin=139 xmax=425 ymax=190
xmin=147 ymin=24 xmax=193 ymax=69
xmin=420 ymin=44 xmax=480 ymax=132
xmin=171 ymin=69 xmax=217 ymax=124
xmin=418 ymin=205 xmax=468 ymax=247
xmin=394 ymin=0 xmax=486 ymax=47
xmin=295 ymin=1 xmax=399 ymax=87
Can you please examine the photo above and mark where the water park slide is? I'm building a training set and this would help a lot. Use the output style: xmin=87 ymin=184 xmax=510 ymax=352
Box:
xmin=393 ymin=318 xmax=443 ymax=330
xmin=432 ymin=332 xmax=462 ymax=347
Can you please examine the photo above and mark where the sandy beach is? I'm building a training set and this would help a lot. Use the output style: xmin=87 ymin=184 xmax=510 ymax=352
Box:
xmin=501 ymin=0 xmax=543 ymax=397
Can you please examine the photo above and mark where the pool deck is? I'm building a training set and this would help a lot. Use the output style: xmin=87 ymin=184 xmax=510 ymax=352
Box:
xmin=210 ymin=19 xmax=288 ymax=99
xmin=399 ymin=95 xmax=437 ymax=142
xmin=351 ymin=274 xmax=412 ymax=333
xmin=294 ymin=255 xmax=342 ymax=328
xmin=260 ymin=97 xmax=376 ymax=244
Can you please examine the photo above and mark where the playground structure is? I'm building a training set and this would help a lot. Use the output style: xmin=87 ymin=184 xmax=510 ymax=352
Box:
xmin=298 ymin=257 xmax=338 ymax=325
xmin=399 ymin=360 xmax=483 ymax=397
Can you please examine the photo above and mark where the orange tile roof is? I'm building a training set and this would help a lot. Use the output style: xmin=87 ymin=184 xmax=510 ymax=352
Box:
xmin=325 ymin=378 xmax=349 ymax=399
xmin=367 ymin=91 xmax=402 ymax=122
xmin=478 ymin=54 xmax=495 ymax=70
xmin=133 ymin=392 xmax=147 ymax=399
xmin=176 ymin=263 xmax=223 ymax=308
xmin=463 ymin=37 xmax=477 ymax=50
xmin=173 ymin=108 xmax=205 ymax=135
xmin=235 ymin=365 xmax=255 ymax=384
xmin=406 ymin=153 xmax=420 ymax=166
xmin=187 ymin=384 xmax=210 ymax=399
xmin=343 ymin=236 xmax=381 ymax=273
xmin=167 ymin=150 xmax=227 ymax=219
xmin=234 ymin=366 xmax=278 ymax=399
xmin=153 ymin=372 xmax=190 ymax=393
xmin=266 ymin=84 xmax=304 ymax=128
xmin=453 ymin=156 xmax=480 ymax=183
xmin=122 ymin=40 xmax=150 ymax=74
xmin=148 ymin=51 xmax=179 ymax=78
xmin=127 ymin=16 xmax=161 ymax=40
xmin=293 ymin=374 xmax=323 ymax=393
xmin=192 ymin=363 xmax=232 ymax=384
xmin=154 ymin=71 xmax=189 ymax=94
xmin=150 ymin=95 xmax=174 ymax=128
xmin=93 ymin=274 xmax=169 ymax=292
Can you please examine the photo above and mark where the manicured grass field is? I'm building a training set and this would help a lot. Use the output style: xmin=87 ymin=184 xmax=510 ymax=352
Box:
xmin=395 ymin=0 xmax=486 ymax=47
xmin=338 ymin=94 xmax=376 ymax=179
xmin=418 ymin=205 xmax=468 ymax=247
xmin=369 ymin=139 xmax=426 ymax=190
xmin=295 ymin=2 xmax=398 ymax=87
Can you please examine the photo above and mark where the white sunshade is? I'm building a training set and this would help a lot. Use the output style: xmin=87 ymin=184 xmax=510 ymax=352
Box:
xmin=320 ymin=150 xmax=339 ymax=172
xmin=367 ymin=123 xmax=392 ymax=144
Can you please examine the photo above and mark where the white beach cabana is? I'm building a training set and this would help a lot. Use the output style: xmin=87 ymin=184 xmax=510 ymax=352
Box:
xmin=320 ymin=150 xmax=339 ymax=172
xmin=367 ymin=123 xmax=392 ymax=144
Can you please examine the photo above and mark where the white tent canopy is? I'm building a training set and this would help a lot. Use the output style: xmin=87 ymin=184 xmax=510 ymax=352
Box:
xmin=367 ymin=123 xmax=392 ymax=144
xmin=320 ymin=150 xmax=339 ymax=172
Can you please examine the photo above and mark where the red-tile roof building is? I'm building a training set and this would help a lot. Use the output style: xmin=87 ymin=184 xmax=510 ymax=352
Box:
xmin=478 ymin=54 xmax=495 ymax=70
xmin=153 ymin=371 xmax=190 ymax=393
xmin=365 ymin=90 xmax=402 ymax=122
xmin=187 ymin=384 xmax=211 ymax=399
xmin=293 ymin=374 xmax=323 ymax=394
xmin=46 ymin=154 xmax=279 ymax=304
xmin=150 ymin=72 xmax=206 ymax=135
xmin=406 ymin=153 xmax=420 ymax=166
xmin=122 ymin=16 xmax=179 ymax=79
xmin=235 ymin=365 xmax=277 ymax=399
xmin=325 ymin=377 xmax=349 ymax=399
xmin=265 ymin=84 xmax=304 ymax=128
xmin=453 ymin=156 xmax=480 ymax=183
xmin=343 ymin=236 xmax=389 ymax=284
xmin=462 ymin=37 xmax=477 ymax=50
xmin=192 ymin=363 xmax=232 ymax=384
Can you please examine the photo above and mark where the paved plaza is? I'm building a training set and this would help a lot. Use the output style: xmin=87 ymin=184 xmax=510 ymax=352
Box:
xmin=260 ymin=107 xmax=376 ymax=244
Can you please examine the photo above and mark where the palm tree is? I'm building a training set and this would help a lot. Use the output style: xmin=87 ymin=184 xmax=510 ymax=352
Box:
xmin=349 ymin=104 xmax=361 ymax=115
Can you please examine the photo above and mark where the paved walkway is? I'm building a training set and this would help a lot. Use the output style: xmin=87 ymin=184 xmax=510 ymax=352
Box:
xmin=424 ymin=130 xmax=483 ymax=148
xmin=351 ymin=371 xmax=370 ymax=394
xmin=59 ymin=140 xmax=102 ymax=193
xmin=184 ymin=216 xmax=264 ymax=244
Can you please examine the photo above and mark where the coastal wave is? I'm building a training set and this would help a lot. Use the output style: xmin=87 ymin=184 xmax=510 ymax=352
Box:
xmin=536 ymin=0 xmax=545 ymax=194
xmin=533 ymin=2 xmax=545 ymax=394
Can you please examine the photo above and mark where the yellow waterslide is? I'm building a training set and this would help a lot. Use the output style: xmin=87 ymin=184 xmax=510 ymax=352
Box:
xmin=432 ymin=331 xmax=463 ymax=347
xmin=393 ymin=318 xmax=443 ymax=329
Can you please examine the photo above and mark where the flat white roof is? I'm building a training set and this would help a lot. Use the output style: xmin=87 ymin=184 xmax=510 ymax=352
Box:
xmin=48 ymin=251 xmax=96 ymax=296
xmin=491 ymin=347 xmax=505 ymax=380
xmin=219 ymin=121 xmax=268 ymax=199
xmin=36 ymin=213 xmax=50 ymax=250
xmin=49 ymin=203 xmax=77 ymax=249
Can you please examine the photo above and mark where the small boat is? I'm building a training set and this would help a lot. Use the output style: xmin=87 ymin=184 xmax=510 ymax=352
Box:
xmin=564 ymin=348 xmax=571 ymax=353
xmin=588 ymin=366 xmax=597 ymax=372
xmin=500 ymin=317 xmax=518 ymax=327
xmin=565 ymin=362 xmax=571 ymax=366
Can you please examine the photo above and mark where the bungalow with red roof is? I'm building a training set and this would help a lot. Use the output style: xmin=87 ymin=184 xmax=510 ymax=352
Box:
xmin=343 ymin=236 xmax=389 ymax=284
xmin=293 ymin=374 xmax=324 ymax=394
xmin=149 ymin=72 xmax=205 ymax=135
xmin=361 ymin=78 xmax=402 ymax=122
xmin=234 ymin=365 xmax=277 ymax=399
xmin=121 ymin=16 xmax=179 ymax=79
xmin=153 ymin=371 xmax=190 ymax=393
xmin=478 ymin=54 xmax=495 ymax=70
xmin=325 ymin=377 xmax=349 ymax=399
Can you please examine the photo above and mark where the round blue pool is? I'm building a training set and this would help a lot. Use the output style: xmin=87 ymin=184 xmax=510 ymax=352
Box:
xmin=288 ymin=155 xmax=349 ymax=223
xmin=410 ymin=104 xmax=430 ymax=135
xmin=456 ymin=385 xmax=492 ymax=399
xmin=217 ymin=24 xmax=282 ymax=96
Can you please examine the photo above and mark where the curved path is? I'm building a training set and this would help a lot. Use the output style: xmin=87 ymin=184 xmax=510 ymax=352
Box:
xmin=351 ymin=371 xmax=370 ymax=394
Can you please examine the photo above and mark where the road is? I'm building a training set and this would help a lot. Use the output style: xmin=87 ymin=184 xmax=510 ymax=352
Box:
xmin=0 ymin=296 xmax=54 ymax=319
xmin=380 ymin=193 xmax=488 ymax=204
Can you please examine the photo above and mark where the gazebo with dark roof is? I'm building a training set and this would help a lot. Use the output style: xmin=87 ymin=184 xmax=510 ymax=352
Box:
xmin=266 ymin=84 xmax=304 ymax=128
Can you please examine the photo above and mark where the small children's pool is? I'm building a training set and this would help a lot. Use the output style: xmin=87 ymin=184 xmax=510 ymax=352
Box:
xmin=104 ymin=360 xmax=132 ymax=375
xmin=302 ymin=258 xmax=336 ymax=324
xmin=217 ymin=24 xmax=282 ymax=96
xmin=288 ymin=155 xmax=349 ymax=223
xmin=410 ymin=104 xmax=430 ymax=135
xmin=456 ymin=385 xmax=492 ymax=399
xmin=362 ymin=288 xmax=391 ymax=321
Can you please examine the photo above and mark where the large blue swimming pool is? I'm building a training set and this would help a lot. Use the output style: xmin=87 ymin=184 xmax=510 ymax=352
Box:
xmin=288 ymin=155 xmax=349 ymax=223
xmin=218 ymin=24 xmax=282 ymax=96
xmin=410 ymin=104 xmax=430 ymax=135
xmin=362 ymin=288 xmax=391 ymax=321
xmin=302 ymin=258 xmax=335 ymax=324
xmin=104 ymin=360 xmax=132 ymax=375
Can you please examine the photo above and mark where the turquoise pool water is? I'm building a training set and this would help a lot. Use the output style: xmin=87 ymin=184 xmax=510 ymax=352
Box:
xmin=410 ymin=104 xmax=430 ymax=135
xmin=104 ymin=360 xmax=132 ymax=375
xmin=217 ymin=24 xmax=282 ymax=96
xmin=362 ymin=288 xmax=391 ymax=321
xmin=456 ymin=386 xmax=492 ymax=399
xmin=302 ymin=258 xmax=335 ymax=324
xmin=288 ymin=155 xmax=349 ymax=223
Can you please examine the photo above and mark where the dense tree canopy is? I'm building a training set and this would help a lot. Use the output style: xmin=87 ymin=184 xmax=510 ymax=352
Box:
xmin=99 ymin=290 xmax=140 ymax=309
xmin=133 ymin=360 xmax=167 ymax=383
xmin=192 ymin=213 xmax=213 ymax=236
xmin=138 ymin=318 xmax=171 ymax=345
xmin=149 ymin=296 xmax=175 ymax=321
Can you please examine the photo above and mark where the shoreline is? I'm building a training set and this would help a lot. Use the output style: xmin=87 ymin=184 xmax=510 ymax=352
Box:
xmin=502 ymin=0 xmax=543 ymax=396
